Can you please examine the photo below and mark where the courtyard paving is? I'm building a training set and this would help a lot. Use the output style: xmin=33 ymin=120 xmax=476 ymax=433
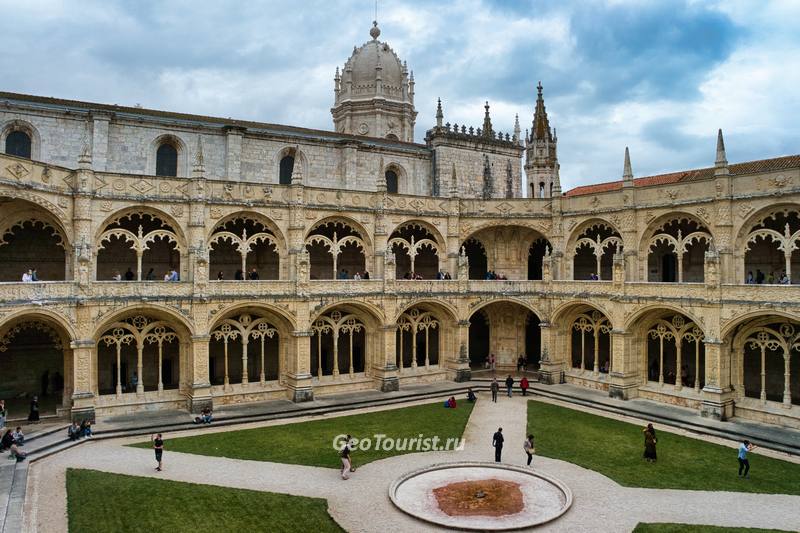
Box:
xmin=21 ymin=393 xmax=800 ymax=532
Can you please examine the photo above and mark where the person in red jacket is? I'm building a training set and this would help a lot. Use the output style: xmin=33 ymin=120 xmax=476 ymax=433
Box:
xmin=520 ymin=376 xmax=529 ymax=396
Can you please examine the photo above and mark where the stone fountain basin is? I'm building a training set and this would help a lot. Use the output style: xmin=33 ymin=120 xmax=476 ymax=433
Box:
xmin=389 ymin=461 xmax=572 ymax=531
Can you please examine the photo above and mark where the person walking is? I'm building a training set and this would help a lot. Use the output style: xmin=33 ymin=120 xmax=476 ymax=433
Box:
xmin=492 ymin=427 xmax=504 ymax=462
xmin=340 ymin=434 xmax=352 ymax=480
xmin=152 ymin=433 xmax=164 ymax=471
xmin=643 ymin=423 xmax=657 ymax=462
xmin=490 ymin=378 xmax=499 ymax=403
xmin=524 ymin=434 xmax=535 ymax=467
xmin=738 ymin=439 xmax=756 ymax=478
xmin=505 ymin=375 xmax=514 ymax=397
xmin=520 ymin=376 xmax=529 ymax=396
xmin=28 ymin=396 xmax=39 ymax=423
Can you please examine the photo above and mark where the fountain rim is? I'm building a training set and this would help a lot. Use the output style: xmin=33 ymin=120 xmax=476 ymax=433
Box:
xmin=388 ymin=461 xmax=573 ymax=531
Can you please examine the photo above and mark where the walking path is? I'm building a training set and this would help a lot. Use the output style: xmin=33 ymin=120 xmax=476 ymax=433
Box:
xmin=20 ymin=392 xmax=800 ymax=533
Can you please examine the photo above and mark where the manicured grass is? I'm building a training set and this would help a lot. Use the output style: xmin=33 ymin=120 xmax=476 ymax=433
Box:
xmin=527 ymin=400 xmax=800 ymax=495
xmin=66 ymin=468 xmax=343 ymax=533
xmin=131 ymin=401 xmax=474 ymax=468
xmin=634 ymin=524 xmax=793 ymax=533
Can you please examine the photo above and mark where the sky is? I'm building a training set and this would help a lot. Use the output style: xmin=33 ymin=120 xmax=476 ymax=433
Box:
xmin=1 ymin=0 xmax=798 ymax=191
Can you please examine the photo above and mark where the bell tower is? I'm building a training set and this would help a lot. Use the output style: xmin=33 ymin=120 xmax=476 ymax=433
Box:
xmin=524 ymin=82 xmax=560 ymax=198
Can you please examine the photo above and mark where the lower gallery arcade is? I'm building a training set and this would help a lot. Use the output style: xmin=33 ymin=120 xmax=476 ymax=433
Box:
xmin=1 ymin=301 xmax=798 ymax=428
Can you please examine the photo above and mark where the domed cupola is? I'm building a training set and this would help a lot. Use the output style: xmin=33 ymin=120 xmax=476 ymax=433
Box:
xmin=332 ymin=21 xmax=417 ymax=142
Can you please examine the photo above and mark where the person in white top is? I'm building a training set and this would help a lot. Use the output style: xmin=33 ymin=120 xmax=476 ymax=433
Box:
xmin=21 ymin=269 xmax=33 ymax=282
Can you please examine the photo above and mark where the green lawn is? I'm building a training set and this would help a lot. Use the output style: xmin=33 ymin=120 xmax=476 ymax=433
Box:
xmin=527 ymin=400 xmax=800 ymax=495
xmin=66 ymin=468 xmax=343 ymax=533
xmin=131 ymin=401 xmax=474 ymax=468
xmin=634 ymin=524 xmax=793 ymax=533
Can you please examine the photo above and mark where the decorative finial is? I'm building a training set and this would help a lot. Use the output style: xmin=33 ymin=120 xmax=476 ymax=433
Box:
xmin=482 ymin=101 xmax=493 ymax=137
xmin=370 ymin=20 xmax=381 ymax=40
xmin=436 ymin=98 xmax=443 ymax=127
xmin=537 ymin=81 xmax=543 ymax=96
xmin=623 ymin=146 xmax=633 ymax=183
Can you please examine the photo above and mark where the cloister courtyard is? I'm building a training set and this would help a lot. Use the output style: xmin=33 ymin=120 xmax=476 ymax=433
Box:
xmin=11 ymin=385 xmax=800 ymax=532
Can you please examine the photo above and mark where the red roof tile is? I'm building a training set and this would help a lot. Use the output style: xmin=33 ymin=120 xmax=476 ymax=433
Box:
xmin=564 ymin=154 xmax=800 ymax=197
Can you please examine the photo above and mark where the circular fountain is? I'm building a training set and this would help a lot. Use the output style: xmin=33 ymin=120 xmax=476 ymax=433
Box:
xmin=389 ymin=462 xmax=572 ymax=531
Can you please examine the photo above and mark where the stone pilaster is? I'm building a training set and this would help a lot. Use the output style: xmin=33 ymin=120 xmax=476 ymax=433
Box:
xmin=224 ymin=126 xmax=244 ymax=181
xmin=450 ymin=320 xmax=472 ymax=382
xmin=607 ymin=330 xmax=640 ymax=400
xmin=701 ymin=339 xmax=735 ymax=420
xmin=70 ymin=339 xmax=96 ymax=422
xmin=537 ymin=321 xmax=563 ymax=385
xmin=374 ymin=324 xmax=400 ymax=391
xmin=187 ymin=334 xmax=213 ymax=413
xmin=286 ymin=330 xmax=314 ymax=402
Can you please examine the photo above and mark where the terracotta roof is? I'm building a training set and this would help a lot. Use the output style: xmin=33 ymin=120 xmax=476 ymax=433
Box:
xmin=564 ymin=155 xmax=800 ymax=197
xmin=0 ymin=91 xmax=429 ymax=151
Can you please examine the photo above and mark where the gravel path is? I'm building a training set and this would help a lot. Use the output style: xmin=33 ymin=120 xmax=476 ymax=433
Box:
xmin=22 ymin=393 xmax=800 ymax=532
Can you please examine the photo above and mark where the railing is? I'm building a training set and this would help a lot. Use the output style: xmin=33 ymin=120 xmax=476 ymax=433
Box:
xmin=1 ymin=279 xmax=799 ymax=305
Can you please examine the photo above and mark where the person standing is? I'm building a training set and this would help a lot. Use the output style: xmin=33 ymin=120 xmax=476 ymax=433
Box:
xmin=738 ymin=440 xmax=756 ymax=478
xmin=505 ymin=375 xmax=514 ymax=397
xmin=28 ymin=396 xmax=39 ymax=423
xmin=490 ymin=378 xmax=499 ymax=403
xmin=31 ymin=269 xmax=39 ymax=281
xmin=489 ymin=353 xmax=496 ymax=372
xmin=520 ymin=376 xmax=529 ymax=396
xmin=0 ymin=399 xmax=7 ymax=430
xmin=152 ymin=433 xmax=164 ymax=471
xmin=340 ymin=434 xmax=352 ymax=480
xmin=643 ymin=423 xmax=657 ymax=462
xmin=524 ymin=434 xmax=535 ymax=467
xmin=492 ymin=427 xmax=504 ymax=462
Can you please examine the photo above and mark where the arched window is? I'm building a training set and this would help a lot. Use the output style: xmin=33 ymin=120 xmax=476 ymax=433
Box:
xmin=386 ymin=170 xmax=398 ymax=194
xmin=155 ymin=143 xmax=178 ymax=177
xmin=5 ymin=131 xmax=32 ymax=158
xmin=279 ymin=155 xmax=294 ymax=185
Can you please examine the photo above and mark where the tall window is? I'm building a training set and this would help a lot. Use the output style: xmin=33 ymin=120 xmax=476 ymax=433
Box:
xmin=5 ymin=131 xmax=31 ymax=158
xmin=279 ymin=155 xmax=294 ymax=185
xmin=156 ymin=143 xmax=178 ymax=177
xmin=386 ymin=169 xmax=398 ymax=194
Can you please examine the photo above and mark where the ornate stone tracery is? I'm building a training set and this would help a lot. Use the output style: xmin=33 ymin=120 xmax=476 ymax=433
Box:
xmin=310 ymin=309 xmax=365 ymax=378
xmin=647 ymin=314 xmax=704 ymax=390
xmin=210 ymin=313 xmax=279 ymax=389
xmin=396 ymin=308 xmax=440 ymax=371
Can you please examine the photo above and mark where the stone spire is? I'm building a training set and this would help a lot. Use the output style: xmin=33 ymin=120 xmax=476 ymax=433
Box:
xmin=532 ymin=81 xmax=552 ymax=142
xmin=192 ymin=136 xmax=205 ymax=178
xmin=622 ymin=146 xmax=633 ymax=186
xmin=436 ymin=98 xmax=443 ymax=128
xmin=482 ymin=101 xmax=493 ymax=137
xmin=449 ymin=163 xmax=459 ymax=197
xmin=715 ymin=128 xmax=729 ymax=175
xmin=513 ymin=113 xmax=521 ymax=145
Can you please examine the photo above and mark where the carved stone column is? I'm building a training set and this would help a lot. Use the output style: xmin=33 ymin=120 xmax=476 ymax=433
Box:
xmin=607 ymin=329 xmax=640 ymax=400
xmin=70 ymin=339 xmax=96 ymax=422
xmin=701 ymin=338 xmax=735 ymax=420
xmin=450 ymin=320 xmax=472 ymax=382
xmin=537 ymin=321 xmax=563 ymax=385
xmin=374 ymin=324 xmax=400 ymax=391
xmin=286 ymin=330 xmax=314 ymax=402
xmin=187 ymin=334 xmax=213 ymax=413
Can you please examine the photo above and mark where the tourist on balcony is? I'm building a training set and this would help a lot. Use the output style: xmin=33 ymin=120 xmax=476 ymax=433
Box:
xmin=505 ymin=375 xmax=514 ymax=397
xmin=492 ymin=427 xmax=504 ymax=462
xmin=163 ymin=271 xmax=171 ymax=281
xmin=28 ymin=396 xmax=39 ymax=423
xmin=490 ymin=379 xmax=499 ymax=402
xmin=436 ymin=270 xmax=444 ymax=280
xmin=524 ymin=434 xmax=535 ymax=466
xmin=520 ymin=376 xmax=529 ymax=396
xmin=217 ymin=271 xmax=224 ymax=280
xmin=249 ymin=268 xmax=259 ymax=280
xmin=145 ymin=268 xmax=155 ymax=280
xmin=131 ymin=372 xmax=139 ymax=391
xmin=643 ymin=423 xmax=657 ymax=463
xmin=444 ymin=271 xmax=452 ymax=280
xmin=31 ymin=269 xmax=39 ymax=281
xmin=234 ymin=269 xmax=243 ymax=280
xmin=169 ymin=267 xmax=179 ymax=281
xmin=680 ymin=365 xmax=689 ymax=386
xmin=125 ymin=267 xmax=135 ymax=281
xmin=353 ymin=272 xmax=361 ymax=280
xmin=756 ymin=269 xmax=765 ymax=284
xmin=362 ymin=271 xmax=370 ymax=279
xmin=112 ymin=271 xmax=122 ymax=281
xmin=779 ymin=271 xmax=790 ymax=284
xmin=746 ymin=271 xmax=754 ymax=284
xmin=338 ymin=269 xmax=349 ymax=280
xmin=466 ymin=388 xmax=476 ymax=402
xmin=21 ymin=269 xmax=33 ymax=282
